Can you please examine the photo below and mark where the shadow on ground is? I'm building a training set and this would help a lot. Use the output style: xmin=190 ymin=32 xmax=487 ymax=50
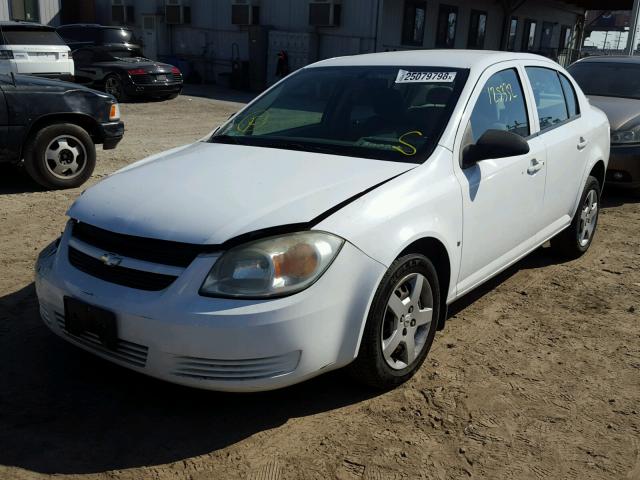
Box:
xmin=0 ymin=283 xmax=380 ymax=475
xmin=0 ymin=164 xmax=42 ymax=195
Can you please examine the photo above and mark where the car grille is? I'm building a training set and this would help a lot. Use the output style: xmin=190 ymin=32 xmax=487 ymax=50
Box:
xmin=69 ymin=246 xmax=178 ymax=291
xmin=55 ymin=312 xmax=149 ymax=367
xmin=172 ymin=351 xmax=301 ymax=381
xmin=132 ymin=72 xmax=182 ymax=85
xmin=71 ymin=221 xmax=203 ymax=267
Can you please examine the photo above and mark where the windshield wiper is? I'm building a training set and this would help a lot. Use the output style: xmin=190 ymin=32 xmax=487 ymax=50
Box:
xmin=210 ymin=134 xmax=241 ymax=145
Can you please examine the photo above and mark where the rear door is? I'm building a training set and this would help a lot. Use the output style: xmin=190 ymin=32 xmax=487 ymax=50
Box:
xmin=0 ymin=25 xmax=72 ymax=76
xmin=454 ymin=63 xmax=547 ymax=295
xmin=523 ymin=64 xmax=586 ymax=234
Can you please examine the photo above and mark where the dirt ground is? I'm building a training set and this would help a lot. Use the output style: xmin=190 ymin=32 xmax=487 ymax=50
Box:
xmin=1 ymin=91 xmax=639 ymax=480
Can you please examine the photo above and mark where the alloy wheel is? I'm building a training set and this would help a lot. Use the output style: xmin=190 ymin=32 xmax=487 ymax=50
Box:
xmin=578 ymin=189 xmax=598 ymax=247
xmin=44 ymin=135 xmax=87 ymax=180
xmin=381 ymin=272 xmax=434 ymax=370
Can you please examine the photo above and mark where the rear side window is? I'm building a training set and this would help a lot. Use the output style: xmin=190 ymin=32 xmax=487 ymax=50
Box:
xmin=525 ymin=67 xmax=569 ymax=131
xmin=559 ymin=73 xmax=580 ymax=118
xmin=58 ymin=27 xmax=98 ymax=43
xmin=1 ymin=28 xmax=65 ymax=46
xmin=469 ymin=68 xmax=530 ymax=142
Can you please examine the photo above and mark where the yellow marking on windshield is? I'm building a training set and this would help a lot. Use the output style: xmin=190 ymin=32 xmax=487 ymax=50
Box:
xmin=236 ymin=111 xmax=270 ymax=133
xmin=393 ymin=130 xmax=423 ymax=156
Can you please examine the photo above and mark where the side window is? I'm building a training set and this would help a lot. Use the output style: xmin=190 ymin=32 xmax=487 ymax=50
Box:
xmin=559 ymin=73 xmax=580 ymax=118
xmin=525 ymin=67 xmax=569 ymax=131
xmin=469 ymin=68 xmax=529 ymax=142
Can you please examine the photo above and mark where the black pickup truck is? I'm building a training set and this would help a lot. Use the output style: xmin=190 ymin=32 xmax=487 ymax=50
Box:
xmin=0 ymin=73 xmax=124 ymax=189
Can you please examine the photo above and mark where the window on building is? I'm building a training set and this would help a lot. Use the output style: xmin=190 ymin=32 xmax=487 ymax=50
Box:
xmin=540 ymin=22 xmax=555 ymax=49
xmin=525 ymin=67 xmax=569 ymax=131
xmin=401 ymin=0 xmax=428 ymax=46
xmin=507 ymin=17 xmax=518 ymax=50
xmin=468 ymin=10 xmax=488 ymax=49
xmin=522 ymin=20 xmax=537 ymax=51
xmin=559 ymin=26 xmax=572 ymax=50
xmin=436 ymin=5 xmax=458 ymax=48
xmin=10 ymin=0 xmax=39 ymax=22
xmin=469 ymin=68 xmax=529 ymax=142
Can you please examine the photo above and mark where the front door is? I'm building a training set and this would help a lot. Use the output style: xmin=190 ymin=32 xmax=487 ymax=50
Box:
xmin=454 ymin=65 xmax=547 ymax=295
xmin=141 ymin=15 xmax=158 ymax=60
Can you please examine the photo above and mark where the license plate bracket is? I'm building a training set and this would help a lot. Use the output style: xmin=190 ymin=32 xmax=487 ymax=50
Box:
xmin=156 ymin=74 xmax=167 ymax=82
xmin=64 ymin=297 xmax=118 ymax=350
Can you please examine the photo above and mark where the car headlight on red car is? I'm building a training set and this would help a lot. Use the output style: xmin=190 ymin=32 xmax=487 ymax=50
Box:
xmin=200 ymin=232 xmax=344 ymax=299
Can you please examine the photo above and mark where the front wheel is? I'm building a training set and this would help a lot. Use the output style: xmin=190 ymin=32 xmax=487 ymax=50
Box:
xmin=349 ymin=254 xmax=440 ymax=389
xmin=550 ymin=175 xmax=600 ymax=258
xmin=23 ymin=124 xmax=96 ymax=189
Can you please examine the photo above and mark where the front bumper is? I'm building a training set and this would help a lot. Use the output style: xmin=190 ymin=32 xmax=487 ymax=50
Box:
xmin=98 ymin=121 xmax=125 ymax=150
xmin=35 ymin=225 xmax=385 ymax=392
xmin=124 ymin=81 xmax=183 ymax=98
xmin=607 ymin=144 xmax=640 ymax=189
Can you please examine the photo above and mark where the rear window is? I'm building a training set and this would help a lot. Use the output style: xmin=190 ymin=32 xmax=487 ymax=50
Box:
xmin=101 ymin=28 xmax=135 ymax=44
xmin=568 ymin=62 xmax=640 ymax=100
xmin=1 ymin=27 xmax=66 ymax=46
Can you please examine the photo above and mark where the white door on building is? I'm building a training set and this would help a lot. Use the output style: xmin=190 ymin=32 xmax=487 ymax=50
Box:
xmin=141 ymin=15 xmax=158 ymax=60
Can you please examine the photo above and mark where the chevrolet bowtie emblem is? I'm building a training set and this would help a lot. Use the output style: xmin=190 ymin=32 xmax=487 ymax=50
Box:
xmin=100 ymin=253 xmax=123 ymax=267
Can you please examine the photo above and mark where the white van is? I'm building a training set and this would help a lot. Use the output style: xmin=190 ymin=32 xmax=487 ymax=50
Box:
xmin=0 ymin=21 xmax=74 ymax=80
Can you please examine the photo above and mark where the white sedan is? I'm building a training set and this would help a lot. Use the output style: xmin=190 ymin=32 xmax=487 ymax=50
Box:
xmin=35 ymin=51 xmax=609 ymax=392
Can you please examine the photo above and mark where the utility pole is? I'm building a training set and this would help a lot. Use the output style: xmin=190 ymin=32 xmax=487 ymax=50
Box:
xmin=625 ymin=0 xmax=640 ymax=55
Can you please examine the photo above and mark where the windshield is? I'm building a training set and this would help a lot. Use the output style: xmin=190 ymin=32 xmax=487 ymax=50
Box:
xmin=210 ymin=66 xmax=468 ymax=163
xmin=2 ymin=28 xmax=65 ymax=46
xmin=568 ymin=62 xmax=640 ymax=100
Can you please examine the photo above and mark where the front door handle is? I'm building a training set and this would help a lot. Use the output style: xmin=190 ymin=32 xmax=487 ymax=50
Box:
xmin=527 ymin=158 xmax=544 ymax=175
xmin=577 ymin=137 xmax=588 ymax=150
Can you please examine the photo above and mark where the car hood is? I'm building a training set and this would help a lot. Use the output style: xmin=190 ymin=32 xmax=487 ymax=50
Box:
xmin=68 ymin=142 xmax=415 ymax=245
xmin=587 ymin=95 xmax=640 ymax=131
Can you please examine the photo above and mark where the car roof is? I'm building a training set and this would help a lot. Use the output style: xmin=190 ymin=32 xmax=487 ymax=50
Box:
xmin=310 ymin=49 xmax=557 ymax=70
xmin=58 ymin=24 xmax=131 ymax=30
xmin=572 ymin=55 xmax=640 ymax=65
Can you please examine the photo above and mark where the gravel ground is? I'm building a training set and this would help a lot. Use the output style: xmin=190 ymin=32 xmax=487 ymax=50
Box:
xmin=0 ymin=92 xmax=639 ymax=480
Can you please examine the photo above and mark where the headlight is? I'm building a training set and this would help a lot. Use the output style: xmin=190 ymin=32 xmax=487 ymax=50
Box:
xmin=611 ymin=125 xmax=640 ymax=144
xmin=200 ymin=232 xmax=344 ymax=298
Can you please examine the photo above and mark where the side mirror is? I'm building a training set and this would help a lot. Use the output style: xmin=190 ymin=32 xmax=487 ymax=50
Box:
xmin=462 ymin=129 xmax=530 ymax=168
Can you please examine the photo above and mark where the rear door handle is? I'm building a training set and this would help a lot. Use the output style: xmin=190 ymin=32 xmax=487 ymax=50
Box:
xmin=577 ymin=137 xmax=588 ymax=150
xmin=527 ymin=158 xmax=544 ymax=175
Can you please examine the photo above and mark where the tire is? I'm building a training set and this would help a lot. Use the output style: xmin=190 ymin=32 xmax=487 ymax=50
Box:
xmin=104 ymin=74 xmax=127 ymax=101
xmin=349 ymin=254 xmax=441 ymax=389
xmin=549 ymin=175 xmax=600 ymax=259
xmin=23 ymin=123 xmax=96 ymax=190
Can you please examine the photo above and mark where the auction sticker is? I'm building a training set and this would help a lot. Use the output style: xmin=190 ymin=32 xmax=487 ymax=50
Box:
xmin=395 ymin=70 xmax=457 ymax=83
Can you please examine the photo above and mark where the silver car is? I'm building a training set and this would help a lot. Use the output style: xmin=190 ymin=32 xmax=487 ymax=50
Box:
xmin=568 ymin=56 xmax=640 ymax=192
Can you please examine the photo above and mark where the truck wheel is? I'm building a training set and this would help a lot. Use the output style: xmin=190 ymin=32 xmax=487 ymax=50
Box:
xmin=349 ymin=254 xmax=440 ymax=389
xmin=549 ymin=175 xmax=600 ymax=259
xmin=23 ymin=124 xmax=96 ymax=190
